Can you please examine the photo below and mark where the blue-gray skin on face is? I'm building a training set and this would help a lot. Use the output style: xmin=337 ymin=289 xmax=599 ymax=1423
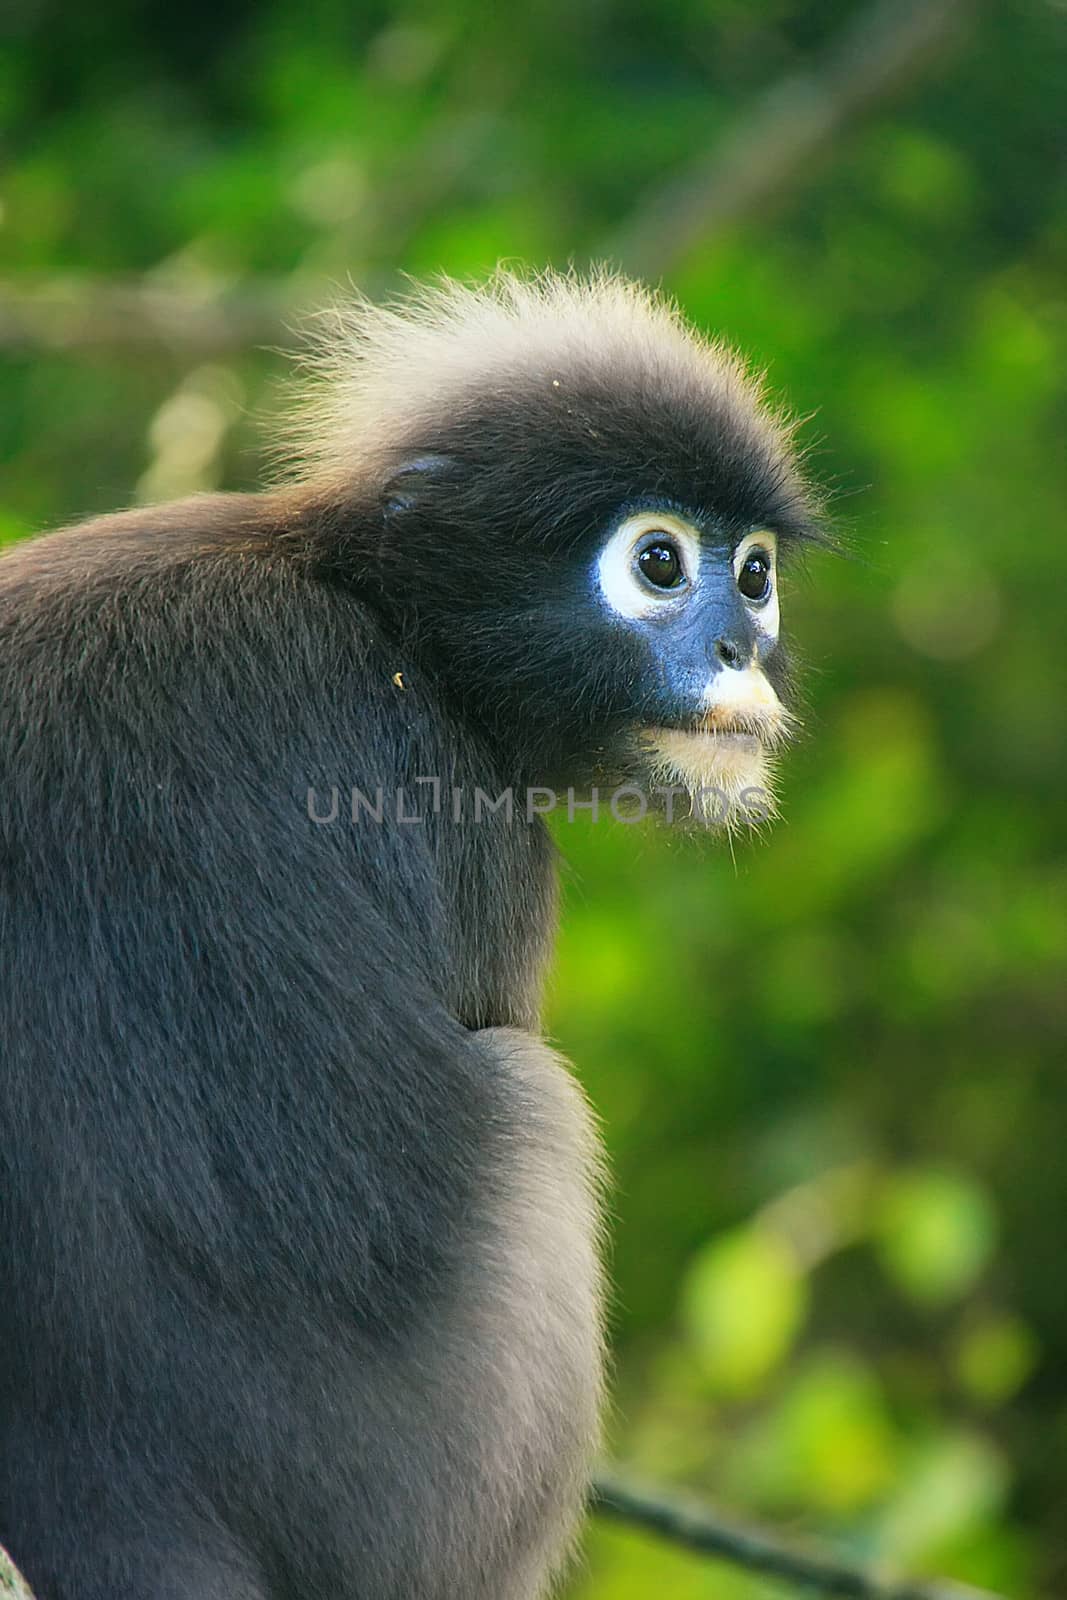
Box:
xmin=591 ymin=503 xmax=790 ymax=820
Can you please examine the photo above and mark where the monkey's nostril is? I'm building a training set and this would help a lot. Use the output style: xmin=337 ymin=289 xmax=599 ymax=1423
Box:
xmin=716 ymin=637 xmax=742 ymax=668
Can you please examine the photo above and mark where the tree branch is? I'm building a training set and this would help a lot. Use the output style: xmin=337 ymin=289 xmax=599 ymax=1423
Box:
xmin=589 ymin=1471 xmax=1005 ymax=1600
xmin=0 ymin=273 xmax=306 ymax=354
xmin=0 ymin=1476 xmax=1008 ymax=1598
xmin=0 ymin=0 xmax=975 ymax=353
xmin=603 ymin=0 xmax=975 ymax=279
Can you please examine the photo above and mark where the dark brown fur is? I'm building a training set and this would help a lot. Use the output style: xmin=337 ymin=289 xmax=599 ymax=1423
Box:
xmin=0 ymin=271 xmax=818 ymax=1598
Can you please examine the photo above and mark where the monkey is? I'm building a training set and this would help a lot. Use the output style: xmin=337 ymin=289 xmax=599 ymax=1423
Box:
xmin=0 ymin=269 xmax=821 ymax=1600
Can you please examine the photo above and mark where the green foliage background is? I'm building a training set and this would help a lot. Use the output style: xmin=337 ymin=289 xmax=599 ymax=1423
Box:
xmin=2 ymin=2 xmax=1065 ymax=1594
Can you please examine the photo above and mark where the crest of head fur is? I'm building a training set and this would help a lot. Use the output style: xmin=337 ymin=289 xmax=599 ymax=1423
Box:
xmin=276 ymin=266 xmax=800 ymax=492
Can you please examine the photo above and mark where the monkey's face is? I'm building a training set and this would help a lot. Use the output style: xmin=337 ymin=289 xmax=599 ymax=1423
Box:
xmin=368 ymin=397 xmax=809 ymax=828
xmin=307 ymin=271 xmax=821 ymax=825
xmin=589 ymin=505 xmax=793 ymax=825
xmin=374 ymin=460 xmax=801 ymax=829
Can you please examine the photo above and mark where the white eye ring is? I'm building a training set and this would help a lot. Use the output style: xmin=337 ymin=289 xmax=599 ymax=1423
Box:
xmin=597 ymin=511 xmax=702 ymax=621
xmin=733 ymin=530 xmax=780 ymax=640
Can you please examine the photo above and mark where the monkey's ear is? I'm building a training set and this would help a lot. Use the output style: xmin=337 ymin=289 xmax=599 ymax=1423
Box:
xmin=382 ymin=455 xmax=462 ymax=520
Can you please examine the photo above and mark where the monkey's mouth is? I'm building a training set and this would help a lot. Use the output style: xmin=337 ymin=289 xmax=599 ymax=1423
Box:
xmin=697 ymin=718 xmax=762 ymax=745
xmin=648 ymin=705 xmax=792 ymax=750
xmin=635 ymin=715 xmax=790 ymax=777
xmin=632 ymin=703 xmax=796 ymax=827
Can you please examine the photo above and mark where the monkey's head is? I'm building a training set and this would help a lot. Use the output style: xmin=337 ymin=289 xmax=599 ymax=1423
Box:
xmin=289 ymin=269 xmax=824 ymax=826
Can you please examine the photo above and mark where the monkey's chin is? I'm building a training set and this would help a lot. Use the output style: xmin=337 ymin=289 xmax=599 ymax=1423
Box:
xmin=638 ymin=728 xmax=779 ymax=831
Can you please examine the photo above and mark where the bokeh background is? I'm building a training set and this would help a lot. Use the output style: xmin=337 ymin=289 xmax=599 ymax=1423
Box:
xmin=2 ymin=1 xmax=1065 ymax=1595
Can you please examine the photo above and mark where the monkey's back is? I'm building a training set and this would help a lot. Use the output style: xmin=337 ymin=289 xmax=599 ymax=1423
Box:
xmin=0 ymin=498 xmax=601 ymax=1600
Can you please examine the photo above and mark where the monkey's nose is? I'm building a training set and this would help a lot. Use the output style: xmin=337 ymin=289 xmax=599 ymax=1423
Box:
xmin=715 ymin=637 xmax=745 ymax=669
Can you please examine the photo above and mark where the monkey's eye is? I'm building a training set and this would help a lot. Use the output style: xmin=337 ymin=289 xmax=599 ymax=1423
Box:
xmin=737 ymin=549 xmax=772 ymax=603
xmin=636 ymin=538 xmax=686 ymax=591
xmin=598 ymin=511 xmax=700 ymax=621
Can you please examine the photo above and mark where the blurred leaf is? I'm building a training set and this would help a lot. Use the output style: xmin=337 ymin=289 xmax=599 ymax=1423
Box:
xmin=875 ymin=1170 xmax=998 ymax=1308
xmin=729 ymin=1349 xmax=899 ymax=1514
xmin=873 ymin=1430 xmax=1009 ymax=1564
xmin=682 ymin=1225 xmax=807 ymax=1398
xmin=954 ymin=1312 xmax=1039 ymax=1407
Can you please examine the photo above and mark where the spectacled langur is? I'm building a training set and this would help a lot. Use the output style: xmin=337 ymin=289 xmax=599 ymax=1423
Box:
xmin=0 ymin=271 xmax=821 ymax=1599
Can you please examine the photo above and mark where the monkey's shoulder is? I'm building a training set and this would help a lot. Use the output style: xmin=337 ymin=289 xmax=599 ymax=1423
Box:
xmin=0 ymin=492 xmax=405 ymax=739
xmin=0 ymin=493 xmax=277 ymax=604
